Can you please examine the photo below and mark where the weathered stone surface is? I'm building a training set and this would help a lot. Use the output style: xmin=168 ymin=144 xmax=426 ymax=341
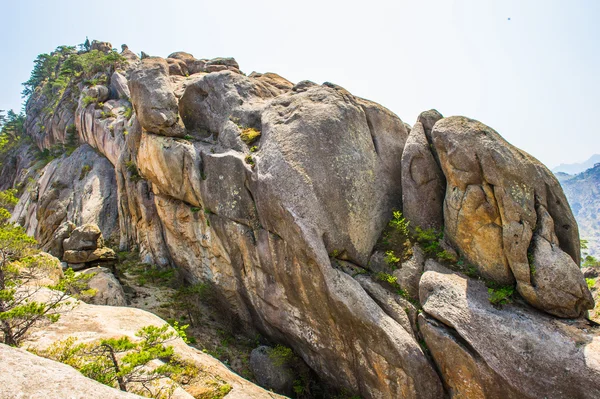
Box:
xmin=24 ymin=292 xmax=285 ymax=399
xmin=249 ymin=72 xmax=294 ymax=92
xmin=432 ymin=116 xmax=591 ymax=316
xmin=393 ymin=245 xmax=425 ymax=300
xmin=418 ymin=313 xmax=523 ymax=399
xmin=249 ymin=346 xmax=295 ymax=395
xmin=11 ymin=145 xmax=118 ymax=249
xmin=355 ymin=275 xmax=417 ymax=338
xmin=129 ymin=58 xmax=184 ymax=137
xmin=0 ymin=343 xmax=144 ymax=399
xmin=420 ymin=263 xmax=600 ymax=399
xmin=110 ymin=72 xmax=130 ymax=100
xmin=401 ymin=121 xmax=445 ymax=230
xmin=63 ymin=246 xmax=116 ymax=264
xmin=416 ymin=109 xmax=443 ymax=143
xmin=43 ymin=220 xmax=75 ymax=258
xmin=166 ymin=58 xmax=189 ymax=76
xmin=90 ymin=40 xmax=112 ymax=53
xmin=82 ymin=267 xmax=127 ymax=306
xmin=63 ymin=223 xmax=103 ymax=251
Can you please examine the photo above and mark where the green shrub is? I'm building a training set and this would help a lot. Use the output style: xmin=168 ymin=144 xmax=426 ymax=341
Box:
xmin=389 ymin=210 xmax=410 ymax=236
xmin=240 ymin=127 xmax=261 ymax=145
xmin=587 ymin=278 xmax=596 ymax=290
xmin=125 ymin=161 xmax=142 ymax=183
xmin=268 ymin=344 xmax=295 ymax=366
xmin=249 ymin=145 xmax=258 ymax=152
xmin=244 ymin=155 xmax=255 ymax=166
xmin=82 ymin=96 xmax=97 ymax=107
xmin=384 ymin=250 xmax=400 ymax=266
xmin=488 ymin=285 xmax=514 ymax=305
xmin=123 ymin=106 xmax=133 ymax=119
xmin=79 ymin=165 xmax=92 ymax=180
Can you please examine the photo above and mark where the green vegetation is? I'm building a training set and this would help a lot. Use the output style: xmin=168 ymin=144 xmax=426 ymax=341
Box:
xmin=125 ymin=161 xmax=142 ymax=183
xmin=0 ymin=189 xmax=91 ymax=346
xmin=170 ymin=283 xmax=213 ymax=328
xmin=587 ymin=278 xmax=596 ymax=290
xmin=384 ymin=250 xmax=400 ymax=267
xmin=82 ymin=95 xmax=98 ymax=108
xmin=487 ymin=285 xmax=514 ymax=306
xmin=0 ymin=110 xmax=27 ymax=164
xmin=33 ymin=324 xmax=198 ymax=398
xmin=123 ymin=106 xmax=133 ymax=119
xmin=240 ymin=127 xmax=261 ymax=145
xmin=22 ymin=44 xmax=126 ymax=101
xmin=79 ymin=164 xmax=92 ymax=180
xmin=249 ymin=145 xmax=258 ymax=152
xmin=268 ymin=344 xmax=295 ymax=366
xmin=583 ymin=255 xmax=599 ymax=267
xmin=244 ymin=155 xmax=255 ymax=166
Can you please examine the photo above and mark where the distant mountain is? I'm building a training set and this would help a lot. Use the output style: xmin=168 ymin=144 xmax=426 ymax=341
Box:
xmin=552 ymin=154 xmax=600 ymax=174
xmin=557 ymin=163 xmax=600 ymax=258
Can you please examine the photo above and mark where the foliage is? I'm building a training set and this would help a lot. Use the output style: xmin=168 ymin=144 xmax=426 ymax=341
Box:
xmin=168 ymin=320 xmax=191 ymax=343
xmin=587 ymin=278 xmax=596 ymax=290
xmin=0 ymin=110 xmax=26 ymax=162
xmin=34 ymin=324 xmax=198 ymax=398
xmin=22 ymin=44 xmax=126 ymax=102
xmin=82 ymin=95 xmax=98 ymax=108
xmin=240 ymin=127 xmax=261 ymax=145
xmin=79 ymin=164 xmax=92 ymax=180
xmin=249 ymin=145 xmax=258 ymax=152
xmin=244 ymin=155 xmax=255 ymax=166
xmin=487 ymin=285 xmax=514 ymax=306
xmin=384 ymin=250 xmax=400 ymax=267
xmin=375 ymin=272 xmax=399 ymax=287
xmin=268 ymin=344 xmax=295 ymax=367
xmin=123 ymin=106 xmax=133 ymax=120
xmin=389 ymin=210 xmax=410 ymax=237
xmin=583 ymin=255 xmax=599 ymax=268
xmin=125 ymin=161 xmax=142 ymax=183
xmin=170 ymin=283 xmax=213 ymax=328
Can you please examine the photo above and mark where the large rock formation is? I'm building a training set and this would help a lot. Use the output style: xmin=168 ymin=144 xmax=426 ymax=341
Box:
xmin=0 ymin=343 xmax=144 ymax=399
xmin=419 ymin=262 xmax=600 ymax=399
xmin=7 ymin=41 xmax=597 ymax=398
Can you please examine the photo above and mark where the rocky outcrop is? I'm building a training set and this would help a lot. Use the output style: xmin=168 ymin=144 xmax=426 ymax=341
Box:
xmin=82 ymin=267 xmax=127 ymax=306
xmin=24 ymin=292 xmax=285 ymax=399
xmin=9 ymin=41 xmax=597 ymax=398
xmin=401 ymin=121 xmax=445 ymax=230
xmin=11 ymin=145 xmax=119 ymax=247
xmin=0 ymin=343 xmax=144 ymax=399
xmin=431 ymin=116 xmax=592 ymax=317
xmin=129 ymin=58 xmax=185 ymax=137
xmin=419 ymin=262 xmax=600 ymax=399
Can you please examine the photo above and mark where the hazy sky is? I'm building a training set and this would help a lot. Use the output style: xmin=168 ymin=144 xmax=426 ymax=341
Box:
xmin=1 ymin=0 xmax=598 ymax=168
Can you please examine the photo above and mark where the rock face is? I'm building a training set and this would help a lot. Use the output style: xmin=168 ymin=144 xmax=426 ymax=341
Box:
xmin=59 ymin=223 xmax=117 ymax=270
xmin=24 ymin=292 xmax=285 ymax=399
xmin=401 ymin=121 xmax=445 ymax=230
xmin=249 ymin=346 xmax=296 ymax=395
xmin=82 ymin=267 xmax=127 ymax=306
xmin=9 ymin=41 xmax=598 ymax=398
xmin=0 ymin=343 xmax=144 ymax=399
xmin=419 ymin=262 xmax=600 ymax=399
xmin=431 ymin=116 xmax=592 ymax=317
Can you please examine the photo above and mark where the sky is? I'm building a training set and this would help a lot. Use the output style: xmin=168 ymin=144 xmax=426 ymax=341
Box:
xmin=0 ymin=0 xmax=598 ymax=168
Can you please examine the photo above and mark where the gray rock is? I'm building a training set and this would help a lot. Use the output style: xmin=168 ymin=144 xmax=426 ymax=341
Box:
xmin=110 ymin=72 xmax=130 ymax=100
xmin=420 ymin=263 xmax=600 ymax=399
xmin=583 ymin=267 xmax=599 ymax=279
xmin=249 ymin=346 xmax=296 ymax=395
xmin=82 ymin=267 xmax=127 ymax=306
xmin=43 ymin=221 xmax=75 ymax=258
xmin=129 ymin=58 xmax=185 ymax=137
xmin=63 ymin=223 xmax=103 ymax=251
xmin=0 ymin=343 xmax=144 ymax=399
xmin=393 ymin=245 xmax=425 ymax=300
xmin=401 ymin=121 xmax=445 ymax=230
xmin=416 ymin=109 xmax=443 ymax=143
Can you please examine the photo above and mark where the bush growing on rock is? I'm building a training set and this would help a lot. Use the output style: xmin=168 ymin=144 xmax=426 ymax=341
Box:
xmin=0 ymin=189 xmax=91 ymax=346
xmin=33 ymin=324 xmax=199 ymax=398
